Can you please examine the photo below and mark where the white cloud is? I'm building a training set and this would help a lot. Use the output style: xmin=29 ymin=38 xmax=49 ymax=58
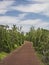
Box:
xmin=22 ymin=26 xmax=30 ymax=32
xmin=19 ymin=19 xmax=49 ymax=27
xmin=35 ymin=21 xmax=49 ymax=29
xmin=0 ymin=13 xmax=26 ymax=25
xmin=31 ymin=0 xmax=49 ymax=16
xmin=0 ymin=0 xmax=14 ymax=14
xmin=18 ymin=19 xmax=49 ymax=32
xmin=0 ymin=0 xmax=49 ymax=16
xmin=0 ymin=0 xmax=49 ymax=32
xmin=0 ymin=16 xmax=49 ymax=32
xmin=34 ymin=0 xmax=49 ymax=2
xmin=12 ymin=3 xmax=47 ymax=13
xmin=0 ymin=10 xmax=7 ymax=14
xmin=0 ymin=16 xmax=18 ymax=25
xmin=19 ymin=19 xmax=39 ymax=25
xmin=11 ymin=0 xmax=49 ymax=16
xmin=42 ymin=4 xmax=49 ymax=16
xmin=18 ymin=13 xmax=26 ymax=19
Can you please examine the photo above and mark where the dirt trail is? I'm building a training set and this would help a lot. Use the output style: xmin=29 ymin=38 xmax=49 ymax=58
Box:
xmin=0 ymin=41 xmax=41 ymax=65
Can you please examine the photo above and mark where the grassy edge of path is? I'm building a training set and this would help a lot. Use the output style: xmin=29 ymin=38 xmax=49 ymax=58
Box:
xmin=0 ymin=42 xmax=25 ymax=61
xmin=36 ymin=52 xmax=45 ymax=65
xmin=0 ymin=52 xmax=8 ymax=60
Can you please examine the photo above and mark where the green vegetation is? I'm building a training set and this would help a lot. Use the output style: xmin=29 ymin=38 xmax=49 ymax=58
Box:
xmin=0 ymin=25 xmax=25 ymax=60
xmin=25 ymin=26 xmax=49 ymax=65
xmin=0 ymin=24 xmax=49 ymax=65
xmin=0 ymin=52 xmax=7 ymax=60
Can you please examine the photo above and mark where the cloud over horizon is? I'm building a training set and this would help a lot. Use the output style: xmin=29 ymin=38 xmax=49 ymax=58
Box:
xmin=0 ymin=0 xmax=49 ymax=32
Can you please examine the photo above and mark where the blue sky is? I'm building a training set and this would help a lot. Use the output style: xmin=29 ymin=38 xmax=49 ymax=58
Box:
xmin=0 ymin=0 xmax=49 ymax=32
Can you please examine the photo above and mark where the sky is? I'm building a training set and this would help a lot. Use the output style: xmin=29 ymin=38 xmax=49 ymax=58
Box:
xmin=0 ymin=0 xmax=49 ymax=32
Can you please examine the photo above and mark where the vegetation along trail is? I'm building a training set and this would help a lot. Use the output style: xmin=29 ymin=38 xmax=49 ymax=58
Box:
xmin=0 ymin=41 xmax=42 ymax=65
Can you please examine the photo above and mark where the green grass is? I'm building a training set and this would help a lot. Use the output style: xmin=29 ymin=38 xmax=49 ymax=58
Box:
xmin=36 ymin=52 xmax=45 ymax=65
xmin=0 ymin=52 xmax=8 ymax=60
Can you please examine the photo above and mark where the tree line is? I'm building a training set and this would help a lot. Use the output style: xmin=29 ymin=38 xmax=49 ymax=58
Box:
xmin=25 ymin=26 xmax=49 ymax=65
xmin=0 ymin=25 xmax=24 ymax=53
